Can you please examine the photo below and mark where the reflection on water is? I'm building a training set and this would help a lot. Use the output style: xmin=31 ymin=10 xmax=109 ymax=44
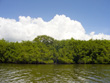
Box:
xmin=0 ymin=64 xmax=110 ymax=83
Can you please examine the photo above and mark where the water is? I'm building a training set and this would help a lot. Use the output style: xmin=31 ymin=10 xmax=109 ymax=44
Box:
xmin=0 ymin=64 xmax=110 ymax=83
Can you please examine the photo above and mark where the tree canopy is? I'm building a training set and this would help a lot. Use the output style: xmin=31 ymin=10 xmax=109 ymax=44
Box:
xmin=0 ymin=35 xmax=110 ymax=64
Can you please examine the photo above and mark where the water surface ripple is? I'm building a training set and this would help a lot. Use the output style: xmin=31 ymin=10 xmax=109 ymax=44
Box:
xmin=0 ymin=64 xmax=110 ymax=83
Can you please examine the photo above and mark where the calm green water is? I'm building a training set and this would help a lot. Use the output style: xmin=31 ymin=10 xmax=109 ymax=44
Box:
xmin=0 ymin=64 xmax=110 ymax=83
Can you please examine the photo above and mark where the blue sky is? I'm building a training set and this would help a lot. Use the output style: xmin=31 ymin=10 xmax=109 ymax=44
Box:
xmin=0 ymin=0 xmax=110 ymax=41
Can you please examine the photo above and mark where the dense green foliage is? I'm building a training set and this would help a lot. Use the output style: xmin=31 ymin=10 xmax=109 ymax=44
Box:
xmin=0 ymin=35 xmax=110 ymax=64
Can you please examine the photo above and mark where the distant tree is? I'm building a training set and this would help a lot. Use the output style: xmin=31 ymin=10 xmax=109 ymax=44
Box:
xmin=0 ymin=35 xmax=110 ymax=64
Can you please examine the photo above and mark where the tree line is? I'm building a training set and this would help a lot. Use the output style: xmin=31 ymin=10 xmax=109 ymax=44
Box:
xmin=0 ymin=35 xmax=110 ymax=64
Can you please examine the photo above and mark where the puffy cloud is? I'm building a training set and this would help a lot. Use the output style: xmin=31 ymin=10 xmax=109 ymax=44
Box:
xmin=0 ymin=15 xmax=110 ymax=41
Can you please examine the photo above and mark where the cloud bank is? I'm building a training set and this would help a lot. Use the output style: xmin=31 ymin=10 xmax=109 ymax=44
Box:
xmin=0 ymin=15 xmax=110 ymax=41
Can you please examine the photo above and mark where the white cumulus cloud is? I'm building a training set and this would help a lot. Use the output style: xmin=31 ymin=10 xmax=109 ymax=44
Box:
xmin=0 ymin=14 xmax=110 ymax=42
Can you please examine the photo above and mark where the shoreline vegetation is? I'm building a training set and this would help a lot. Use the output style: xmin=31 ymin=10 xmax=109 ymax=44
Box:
xmin=0 ymin=35 xmax=110 ymax=64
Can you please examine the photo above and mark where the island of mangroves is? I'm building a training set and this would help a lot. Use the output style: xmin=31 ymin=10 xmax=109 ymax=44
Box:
xmin=0 ymin=35 xmax=110 ymax=64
